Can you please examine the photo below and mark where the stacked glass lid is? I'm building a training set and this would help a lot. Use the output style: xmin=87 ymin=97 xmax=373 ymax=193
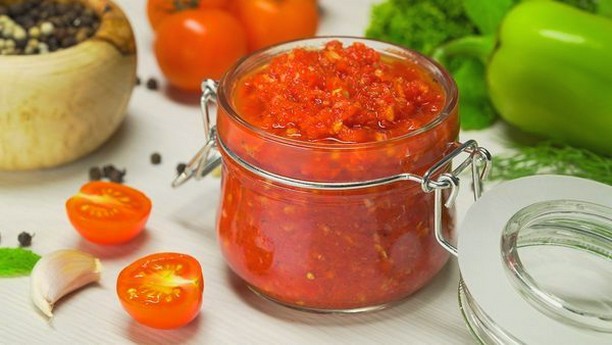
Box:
xmin=457 ymin=175 xmax=612 ymax=344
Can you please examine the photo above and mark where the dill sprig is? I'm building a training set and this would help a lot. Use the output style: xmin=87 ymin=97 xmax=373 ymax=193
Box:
xmin=490 ymin=142 xmax=612 ymax=185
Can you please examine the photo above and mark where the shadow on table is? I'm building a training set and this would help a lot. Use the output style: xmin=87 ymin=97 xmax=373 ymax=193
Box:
xmin=74 ymin=229 xmax=151 ymax=261
xmin=164 ymin=84 xmax=202 ymax=106
xmin=125 ymin=310 xmax=205 ymax=345
xmin=0 ymin=113 xmax=134 ymax=189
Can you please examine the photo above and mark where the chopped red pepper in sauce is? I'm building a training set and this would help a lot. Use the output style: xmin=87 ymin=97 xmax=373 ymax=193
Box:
xmin=236 ymin=40 xmax=445 ymax=143
xmin=217 ymin=40 xmax=457 ymax=310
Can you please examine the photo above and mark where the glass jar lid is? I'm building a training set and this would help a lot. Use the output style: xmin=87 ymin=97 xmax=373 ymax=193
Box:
xmin=458 ymin=175 xmax=612 ymax=344
xmin=502 ymin=199 xmax=612 ymax=333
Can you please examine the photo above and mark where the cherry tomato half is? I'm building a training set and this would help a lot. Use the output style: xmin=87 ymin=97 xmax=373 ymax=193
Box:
xmin=154 ymin=9 xmax=247 ymax=91
xmin=117 ymin=253 xmax=204 ymax=329
xmin=66 ymin=182 xmax=152 ymax=245
xmin=230 ymin=0 xmax=319 ymax=51
xmin=147 ymin=0 xmax=230 ymax=30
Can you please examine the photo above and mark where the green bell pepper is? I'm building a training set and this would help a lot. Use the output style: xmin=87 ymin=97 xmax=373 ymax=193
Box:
xmin=435 ymin=1 xmax=612 ymax=155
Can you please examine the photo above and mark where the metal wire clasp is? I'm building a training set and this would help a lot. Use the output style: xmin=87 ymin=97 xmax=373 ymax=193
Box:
xmin=424 ymin=141 xmax=492 ymax=256
xmin=172 ymin=79 xmax=222 ymax=187
xmin=171 ymin=79 xmax=492 ymax=257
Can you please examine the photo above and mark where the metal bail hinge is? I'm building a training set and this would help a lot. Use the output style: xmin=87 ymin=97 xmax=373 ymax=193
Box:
xmin=172 ymin=79 xmax=222 ymax=188
xmin=424 ymin=140 xmax=492 ymax=256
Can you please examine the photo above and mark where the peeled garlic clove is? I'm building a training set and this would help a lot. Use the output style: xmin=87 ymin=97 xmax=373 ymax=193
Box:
xmin=30 ymin=249 xmax=102 ymax=317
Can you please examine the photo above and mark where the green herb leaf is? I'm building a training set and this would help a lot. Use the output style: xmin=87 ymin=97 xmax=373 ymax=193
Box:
xmin=462 ymin=0 xmax=517 ymax=34
xmin=0 ymin=248 xmax=41 ymax=277
xmin=490 ymin=141 xmax=612 ymax=185
xmin=365 ymin=0 xmax=476 ymax=55
xmin=451 ymin=58 xmax=498 ymax=129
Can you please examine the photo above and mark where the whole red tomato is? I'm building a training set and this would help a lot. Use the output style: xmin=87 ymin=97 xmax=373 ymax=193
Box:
xmin=230 ymin=0 xmax=319 ymax=52
xmin=147 ymin=0 xmax=230 ymax=30
xmin=154 ymin=9 xmax=247 ymax=92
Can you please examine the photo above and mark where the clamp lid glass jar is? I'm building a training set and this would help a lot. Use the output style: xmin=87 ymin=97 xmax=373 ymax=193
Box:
xmin=176 ymin=37 xmax=489 ymax=312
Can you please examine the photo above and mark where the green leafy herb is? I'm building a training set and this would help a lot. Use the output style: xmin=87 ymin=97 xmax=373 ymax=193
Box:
xmin=451 ymin=58 xmax=498 ymax=129
xmin=462 ymin=0 xmax=516 ymax=34
xmin=365 ymin=0 xmax=476 ymax=55
xmin=490 ymin=142 xmax=612 ymax=185
xmin=0 ymin=248 xmax=41 ymax=277
xmin=431 ymin=34 xmax=498 ymax=130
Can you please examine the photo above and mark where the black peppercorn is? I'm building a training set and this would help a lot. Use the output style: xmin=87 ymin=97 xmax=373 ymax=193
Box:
xmin=176 ymin=163 xmax=187 ymax=174
xmin=150 ymin=152 xmax=162 ymax=165
xmin=108 ymin=168 xmax=126 ymax=183
xmin=100 ymin=164 xmax=126 ymax=183
xmin=146 ymin=78 xmax=159 ymax=91
xmin=18 ymin=232 xmax=33 ymax=247
xmin=1 ymin=0 xmax=102 ymax=56
xmin=102 ymin=164 xmax=116 ymax=178
xmin=89 ymin=166 xmax=102 ymax=181
xmin=60 ymin=36 xmax=76 ymax=48
xmin=47 ymin=36 xmax=59 ymax=51
xmin=8 ymin=3 xmax=27 ymax=17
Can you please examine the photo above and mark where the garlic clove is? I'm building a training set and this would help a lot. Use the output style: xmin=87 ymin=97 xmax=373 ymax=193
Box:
xmin=30 ymin=249 xmax=102 ymax=317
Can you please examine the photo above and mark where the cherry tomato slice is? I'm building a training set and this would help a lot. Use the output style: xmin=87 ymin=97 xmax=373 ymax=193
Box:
xmin=117 ymin=253 xmax=204 ymax=329
xmin=66 ymin=182 xmax=152 ymax=245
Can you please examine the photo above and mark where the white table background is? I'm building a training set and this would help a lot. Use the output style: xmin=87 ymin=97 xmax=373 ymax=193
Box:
xmin=0 ymin=1 xmax=511 ymax=343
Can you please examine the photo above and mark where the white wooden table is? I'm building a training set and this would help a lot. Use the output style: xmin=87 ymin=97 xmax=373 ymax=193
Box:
xmin=0 ymin=1 xmax=511 ymax=343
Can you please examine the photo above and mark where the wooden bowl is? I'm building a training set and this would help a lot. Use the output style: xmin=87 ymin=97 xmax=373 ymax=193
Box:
xmin=0 ymin=0 xmax=136 ymax=170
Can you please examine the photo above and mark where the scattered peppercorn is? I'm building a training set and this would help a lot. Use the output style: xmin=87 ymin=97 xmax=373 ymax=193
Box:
xmin=176 ymin=163 xmax=187 ymax=174
xmin=89 ymin=166 xmax=102 ymax=181
xmin=108 ymin=168 xmax=126 ymax=183
xmin=150 ymin=152 xmax=162 ymax=165
xmin=18 ymin=232 xmax=33 ymax=247
xmin=0 ymin=0 xmax=101 ymax=55
xmin=102 ymin=164 xmax=117 ymax=178
xmin=146 ymin=77 xmax=159 ymax=91
xmin=101 ymin=164 xmax=126 ymax=183
xmin=87 ymin=164 xmax=127 ymax=183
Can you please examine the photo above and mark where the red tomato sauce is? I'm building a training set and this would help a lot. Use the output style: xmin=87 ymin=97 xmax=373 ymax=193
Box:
xmin=216 ymin=40 xmax=457 ymax=310
xmin=235 ymin=40 xmax=445 ymax=143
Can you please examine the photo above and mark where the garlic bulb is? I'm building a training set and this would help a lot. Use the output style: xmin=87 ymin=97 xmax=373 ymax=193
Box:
xmin=30 ymin=249 xmax=102 ymax=317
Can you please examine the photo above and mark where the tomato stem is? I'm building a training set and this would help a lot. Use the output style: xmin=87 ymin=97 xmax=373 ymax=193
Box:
xmin=172 ymin=0 xmax=200 ymax=11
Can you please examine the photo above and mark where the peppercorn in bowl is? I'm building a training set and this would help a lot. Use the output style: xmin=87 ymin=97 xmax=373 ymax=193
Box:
xmin=0 ymin=0 xmax=136 ymax=170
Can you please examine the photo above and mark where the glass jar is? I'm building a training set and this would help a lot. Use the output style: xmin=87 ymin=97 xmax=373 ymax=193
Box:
xmin=177 ymin=37 xmax=490 ymax=312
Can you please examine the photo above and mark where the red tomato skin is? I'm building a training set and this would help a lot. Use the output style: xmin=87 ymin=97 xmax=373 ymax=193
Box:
xmin=154 ymin=9 xmax=248 ymax=91
xmin=230 ymin=0 xmax=319 ymax=52
xmin=147 ymin=0 xmax=231 ymax=30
